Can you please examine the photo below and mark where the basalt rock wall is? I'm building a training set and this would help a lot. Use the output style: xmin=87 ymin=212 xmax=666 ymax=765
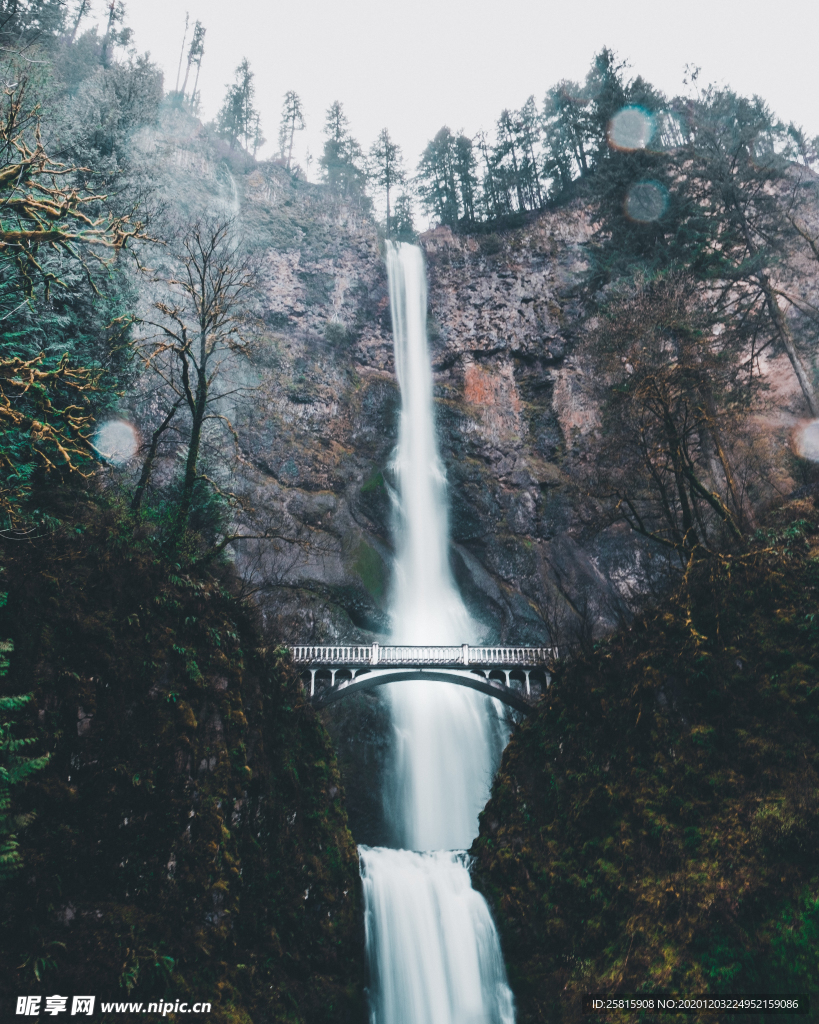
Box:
xmin=132 ymin=107 xmax=813 ymax=653
xmin=229 ymin=179 xmax=666 ymax=649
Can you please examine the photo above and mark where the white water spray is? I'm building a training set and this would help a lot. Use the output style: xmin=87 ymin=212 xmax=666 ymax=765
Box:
xmin=360 ymin=242 xmax=514 ymax=1024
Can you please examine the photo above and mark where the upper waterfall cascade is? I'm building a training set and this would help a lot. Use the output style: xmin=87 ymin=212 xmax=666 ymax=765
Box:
xmin=360 ymin=242 xmax=516 ymax=1024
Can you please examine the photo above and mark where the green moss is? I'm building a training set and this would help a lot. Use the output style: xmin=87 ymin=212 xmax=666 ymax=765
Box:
xmin=351 ymin=539 xmax=387 ymax=601
xmin=360 ymin=470 xmax=386 ymax=496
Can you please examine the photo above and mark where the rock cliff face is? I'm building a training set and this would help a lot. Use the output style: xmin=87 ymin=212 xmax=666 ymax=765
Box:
xmin=230 ymin=175 xmax=666 ymax=648
xmin=135 ymin=110 xmax=812 ymax=654
xmin=126 ymin=110 xmax=814 ymax=844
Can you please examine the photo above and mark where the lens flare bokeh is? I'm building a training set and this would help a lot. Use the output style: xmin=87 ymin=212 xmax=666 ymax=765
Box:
xmin=608 ymin=106 xmax=655 ymax=151
xmin=93 ymin=419 xmax=139 ymax=465
xmin=795 ymin=420 xmax=819 ymax=462
xmin=625 ymin=180 xmax=668 ymax=223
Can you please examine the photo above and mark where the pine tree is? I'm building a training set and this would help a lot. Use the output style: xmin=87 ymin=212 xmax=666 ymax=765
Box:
xmin=391 ymin=193 xmax=416 ymax=242
xmin=278 ymin=91 xmax=305 ymax=170
xmin=319 ymin=101 xmax=365 ymax=196
xmin=180 ymin=20 xmax=206 ymax=104
xmin=217 ymin=59 xmax=264 ymax=154
xmin=583 ymin=47 xmax=630 ymax=167
xmin=416 ymin=127 xmax=460 ymax=227
xmin=493 ymin=109 xmax=527 ymax=212
xmin=368 ymin=128 xmax=406 ymax=237
xmin=453 ymin=134 xmax=479 ymax=225
xmin=475 ymin=129 xmax=504 ymax=220
xmin=517 ymin=96 xmax=544 ymax=209
xmin=541 ymin=79 xmax=593 ymax=193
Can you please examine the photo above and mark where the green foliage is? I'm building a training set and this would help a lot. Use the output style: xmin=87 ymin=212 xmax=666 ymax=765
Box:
xmin=471 ymin=498 xmax=819 ymax=1023
xmin=0 ymin=31 xmax=150 ymax=529
xmin=391 ymin=192 xmax=417 ymax=242
xmin=319 ymin=101 xmax=367 ymax=200
xmin=57 ymin=51 xmax=163 ymax=170
xmin=277 ymin=89 xmax=304 ymax=170
xmin=367 ymin=128 xmax=406 ymax=238
xmin=0 ymin=596 xmax=48 ymax=882
xmin=351 ymin=539 xmax=386 ymax=601
xmin=416 ymin=126 xmax=463 ymax=228
xmin=217 ymin=59 xmax=264 ymax=155
xmin=0 ymin=502 xmax=365 ymax=1020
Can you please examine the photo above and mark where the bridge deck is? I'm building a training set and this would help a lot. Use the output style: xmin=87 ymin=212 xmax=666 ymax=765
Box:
xmin=290 ymin=643 xmax=556 ymax=667
xmin=289 ymin=644 xmax=556 ymax=712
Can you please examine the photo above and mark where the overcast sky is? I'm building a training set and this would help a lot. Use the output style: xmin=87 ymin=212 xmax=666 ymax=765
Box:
xmin=95 ymin=0 xmax=819 ymax=176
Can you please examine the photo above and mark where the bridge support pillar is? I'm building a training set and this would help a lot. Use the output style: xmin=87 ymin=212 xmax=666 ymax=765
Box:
xmin=330 ymin=669 xmax=339 ymax=689
xmin=309 ymin=669 xmax=317 ymax=698
xmin=502 ymin=670 xmax=511 ymax=687
xmin=523 ymin=669 xmax=531 ymax=696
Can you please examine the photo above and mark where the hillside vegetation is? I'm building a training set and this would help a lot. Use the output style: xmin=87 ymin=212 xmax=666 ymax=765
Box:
xmin=0 ymin=494 xmax=364 ymax=1023
xmin=472 ymin=494 xmax=819 ymax=1023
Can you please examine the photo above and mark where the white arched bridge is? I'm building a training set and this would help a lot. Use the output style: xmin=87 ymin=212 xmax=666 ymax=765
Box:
xmin=289 ymin=644 xmax=557 ymax=714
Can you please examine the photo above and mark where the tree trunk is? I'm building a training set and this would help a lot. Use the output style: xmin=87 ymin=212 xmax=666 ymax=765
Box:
xmin=179 ymin=393 xmax=205 ymax=522
xmin=179 ymin=332 xmax=208 ymax=523
xmin=286 ymin=120 xmax=295 ymax=170
xmin=130 ymin=399 xmax=182 ymax=513
xmin=385 ymin=160 xmax=391 ymax=239
xmin=761 ymin=275 xmax=819 ymax=417
xmin=508 ymin=141 xmax=526 ymax=213
xmin=180 ymin=55 xmax=193 ymax=97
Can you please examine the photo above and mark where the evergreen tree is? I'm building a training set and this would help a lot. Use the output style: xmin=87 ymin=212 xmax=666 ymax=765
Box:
xmin=541 ymin=79 xmax=593 ymax=193
xmin=517 ymin=96 xmax=544 ymax=209
xmin=583 ymin=46 xmax=630 ymax=167
xmin=475 ymin=129 xmax=504 ymax=220
xmin=0 ymin=0 xmax=67 ymax=47
xmin=391 ymin=193 xmax=416 ymax=242
xmin=678 ymin=89 xmax=818 ymax=414
xmin=278 ymin=90 xmax=305 ymax=170
xmin=217 ymin=58 xmax=264 ymax=154
xmin=493 ymin=108 xmax=527 ymax=212
xmin=367 ymin=128 xmax=406 ymax=237
xmin=453 ymin=134 xmax=479 ymax=225
xmin=319 ymin=100 xmax=365 ymax=196
xmin=180 ymin=20 xmax=205 ymax=104
xmin=0 ymin=78 xmax=142 ymax=527
xmin=100 ymin=1 xmax=132 ymax=68
xmin=416 ymin=127 xmax=460 ymax=227
xmin=588 ymin=84 xmax=819 ymax=415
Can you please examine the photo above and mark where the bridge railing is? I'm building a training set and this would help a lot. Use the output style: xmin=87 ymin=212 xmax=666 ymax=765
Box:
xmin=289 ymin=644 xmax=557 ymax=666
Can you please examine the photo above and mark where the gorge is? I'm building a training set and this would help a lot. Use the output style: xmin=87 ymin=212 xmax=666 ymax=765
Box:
xmin=1 ymin=13 xmax=819 ymax=1019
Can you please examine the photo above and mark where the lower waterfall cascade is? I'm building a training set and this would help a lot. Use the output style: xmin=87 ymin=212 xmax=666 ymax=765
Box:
xmin=359 ymin=242 xmax=515 ymax=1024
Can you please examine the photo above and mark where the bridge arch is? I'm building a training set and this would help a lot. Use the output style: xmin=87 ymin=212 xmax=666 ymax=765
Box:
xmin=306 ymin=666 xmax=547 ymax=714
xmin=290 ymin=644 xmax=556 ymax=714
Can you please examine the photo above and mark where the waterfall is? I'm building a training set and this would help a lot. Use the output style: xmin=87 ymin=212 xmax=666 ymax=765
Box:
xmin=359 ymin=242 xmax=515 ymax=1024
